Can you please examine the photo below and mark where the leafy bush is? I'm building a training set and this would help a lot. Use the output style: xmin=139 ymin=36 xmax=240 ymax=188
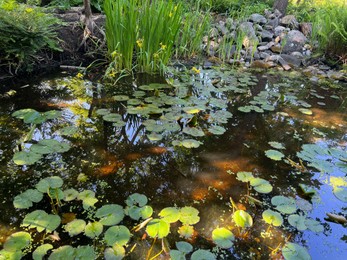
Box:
xmin=0 ymin=0 xmax=61 ymax=73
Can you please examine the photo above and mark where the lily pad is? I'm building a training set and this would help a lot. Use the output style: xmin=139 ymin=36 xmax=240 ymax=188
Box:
xmin=179 ymin=206 xmax=200 ymax=225
xmin=63 ymin=189 xmax=79 ymax=201
xmin=125 ymin=193 xmax=148 ymax=207
xmin=85 ymin=221 xmax=103 ymax=238
xmin=175 ymin=241 xmax=193 ymax=253
xmin=127 ymin=205 xmax=153 ymax=220
xmin=233 ymin=210 xmax=253 ymax=228
xmin=288 ymin=214 xmax=307 ymax=231
xmin=103 ymin=113 xmax=122 ymax=123
xmin=333 ymin=186 xmax=347 ymax=202
xmin=74 ymin=246 xmax=96 ymax=259
xmin=262 ymin=209 xmax=283 ymax=227
xmin=3 ymin=231 xmax=31 ymax=252
xmin=95 ymin=204 xmax=125 ymax=226
xmin=36 ymin=176 xmax=63 ymax=192
xmin=305 ymin=218 xmax=324 ymax=233
xmin=172 ymin=139 xmax=202 ymax=148
xmin=13 ymin=189 xmax=43 ymax=209
xmin=178 ymin=224 xmax=194 ymax=239
xmin=57 ymin=126 xmax=78 ymax=136
xmin=113 ymin=95 xmax=129 ymax=101
xmin=298 ymin=108 xmax=313 ymax=115
xmin=236 ymin=171 xmax=254 ymax=182
xmin=13 ymin=151 xmax=42 ymax=165
xmin=268 ymin=141 xmax=285 ymax=150
xmin=146 ymin=219 xmax=170 ymax=239
xmin=65 ymin=219 xmax=86 ymax=236
xmin=182 ymin=127 xmax=205 ymax=137
xmin=159 ymin=207 xmax=180 ymax=223
xmin=271 ymin=196 xmax=296 ymax=214
xmin=191 ymin=249 xmax=216 ymax=260
xmin=96 ymin=108 xmax=111 ymax=116
xmin=212 ymin=227 xmax=235 ymax=249
xmin=104 ymin=245 xmax=125 ymax=260
xmin=265 ymin=149 xmax=285 ymax=161
xmin=282 ymin=242 xmax=311 ymax=260
xmin=77 ymin=190 xmax=98 ymax=209
xmin=36 ymin=139 xmax=70 ymax=153
xmin=104 ymin=226 xmax=131 ymax=246
xmin=33 ymin=244 xmax=53 ymax=260
xmin=208 ymin=125 xmax=226 ymax=135
xmin=250 ymin=178 xmax=273 ymax=194
xmin=22 ymin=210 xmax=61 ymax=233
xmin=49 ymin=245 xmax=75 ymax=259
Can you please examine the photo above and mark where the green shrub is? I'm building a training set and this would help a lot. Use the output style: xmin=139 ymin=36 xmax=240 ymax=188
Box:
xmin=0 ymin=0 xmax=61 ymax=73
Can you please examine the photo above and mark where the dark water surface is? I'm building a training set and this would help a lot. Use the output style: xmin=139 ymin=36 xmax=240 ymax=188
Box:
xmin=0 ymin=69 xmax=346 ymax=259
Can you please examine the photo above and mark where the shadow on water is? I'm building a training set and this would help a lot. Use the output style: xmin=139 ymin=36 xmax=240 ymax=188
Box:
xmin=0 ymin=68 xmax=346 ymax=259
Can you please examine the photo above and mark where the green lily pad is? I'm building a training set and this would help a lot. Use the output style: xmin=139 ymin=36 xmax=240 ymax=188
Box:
xmin=183 ymin=127 xmax=205 ymax=137
xmin=146 ymin=219 xmax=170 ymax=239
xmin=22 ymin=210 xmax=61 ymax=233
xmin=178 ymin=224 xmax=194 ymax=239
xmin=148 ymin=133 xmax=163 ymax=141
xmin=170 ymin=250 xmax=185 ymax=260
xmin=159 ymin=207 xmax=180 ymax=223
xmin=305 ymin=218 xmax=324 ymax=233
xmin=43 ymin=110 xmax=62 ymax=120
xmin=268 ymin=141 xmax=285 ymax=150
xmin=13 ymin=151 xmax=42 ymax=165
xmin=175 ymin=241 xmax=193 ymax=253
xmin=125 ymin=193 xmax=148 ymax=207
xmin=288 ymin=214 xmax=307 ymax=231
xmin=49 ymin=245 xmax=75 ymax=259
xmin=65 ymin=219 xmax=86 ymax=236
xmin=179 ymin=206 xmax=200 ymax=225
xmin=271 ymin=196 xmax=296 ymax=214
xmin=36 ymin=176 xmax=63 ymax=192
xmin=74 ymin=246 xmax=96 ymax=259
xmin=113 ymin=95 xmax=129 ymax=101
xmin=104 ymin=226 xmax=131 ymax=246
xmin=212 ymin=227 xmax=235 ymax=249
xmin=96 ymin=108 xmax=111 ymax=116
xmin=208 ymin=125 xmax=226 ymax=135
xmin=104 ymin=245 xmax=125 ymax=260
xmin=265 ymin=149 xmax=285 ymax=161
xmin=63 ymin=189 xmax=79 ymax=201
xmin=262 ymin=209 xmax=283 ymax=227
xmin=333 ymin=186 xmax=347 ymax=202
xmin=191 ymin=249 xmax=216 ymax=260
xmin=3 ymin=231 xmax=31 ymax=252
xmin=233 ymin=210 xmax=253 ymax=228
xmin=282 ymin=242 xmax=311 ymax=260
xmin=0 ymin=249 xmax=22 ymax=259
xmin=85 ymin=221 xmax=103 ymax=238
xmin=103 ymin=113 xmax=122 ymax=123
xmin=298 ymin=108 xmax=313 ymax=115
xmin=298 ymin=184 xmax=317 ymax=198
xmin=172 ymin=139 xmax=202 ymax=148
xmin=12 ymin=108 xmax=44 ymax=124
xmin=37 ymin=139 xmax=70 ymax=153
xmin=238 ymin=106 xmax=252 ymax=113
xmin=33 ymin=244 xmax=53 ymax=260
xmin=236 ymin=172 xmax=254 ymax=182
xmin=250 ymin=178 xmax=273 ymax=194
xmin=77 ymin=190 xmax=98 ymax=210
xmin=95 ymin=204 xmax=125 ymax=226
xmin=13 ymin=189 xmax=43 ymax=209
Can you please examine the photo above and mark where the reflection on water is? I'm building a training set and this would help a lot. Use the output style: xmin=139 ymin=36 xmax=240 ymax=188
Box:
xmin=0 ymin=69 xmax=346 ymax=259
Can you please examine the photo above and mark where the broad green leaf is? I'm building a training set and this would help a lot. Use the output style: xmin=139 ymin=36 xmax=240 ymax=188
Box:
xmin=95 ymin=204 xmax=125 ymax=226
xmin=298 ymin=108 xmax=313 ymax=115
xmin=33 ymin=244 xmax=53 ymax=260
xmin=146 ymin=219 xmax=170 ymax=239
xmin=208 ymin=125 xmax=226 ymax=135
xmin=175 ymin=241 xmax=193 ymax=253
xmin=22 ymin=210 xmax=61 ymax=233
xmin=333 ymin=186 xmax=347 ymax=202
xmin=250 ymin=178 xmax=273 ymax=194
xmin=96 ymin=108 xmax=111 ymax=116
xmin=77 ymin=190 xmax=98 ymax=209
xmin=36 ymin=139 xmax=70 ymax=153
xmin=299 ymin=184 xmax=317 ymax=198
xmin=65 ymin=219 xmax=86 ymax=236
xmin=305 ymin=218 xmax=324 ymax=233
xmin=265 ymin=149 xmax=285 ymax=161
xmin=170 ymin=250 xmax=185 ymax=260
xmin=125 ymin=193 xmax=148 ymax=207
xmin=13 ymin=194 xmax=33 ymax=209
xmin=113 ymin=95 xmax=129 ymax=101
xmin=288 ymin=214 xmax=307 ymax=231
xmin=182 ymin=127 xmax=205 ymax=137
xmin=191 ymin=249 xmax=216 ymax=260
xmin=103 ymin=113 xmax=122 ymax=123
xmin=85 ymin=221 xmax=103 ymax=238
xmin=63 ymin=189 xmax=79 ymax=201
xmin=262 ymin=209 xmax=283 ymax=226
xmin=159 ymin=207 xmax=180 ymax=223
xmin=212 ymin=227 xmax=235 ymax=249
xmin=271 ymin=196 xmax=296 ymax=214
xmin=13 ymin=151 xmax=42 ymax=165
xmin=148 ymin=133 xmax=162 ymax=141
xmin=179 ymin=207 xmax=200 ymax=225
xmin=233 ymin=210 xmax=253 ymax=228
xmin=30 ymin=143 xmax=56 ymax=155
xmin=3 ymin=231 xmax=31 ymax=252
xmin=178 ymin=224 xmax=194 ymax=239
xmin=268 ymin=141 xmax=285 ymax=150
xmin=48 ymin=188 xmax=64 ymax=200
xmin=183 ymin=106 xmax=203 ymax=114
xmin=74 ymin=245 xmax=96 ymax=260
xmin=282 ymin=242 xmax=311 ymax=260
xmin=236 ymin=172 xmax=254 ymax=182
xmin=104 ymin=245 xmax=125 ymax=260
xmin=43 ymin=110 xmax=62 ymax=120
xmin=12 ymin=109 xmax=37 ymax=120
xmin=172 ymin=139 xmax=202 ymax=148
xmin=104 ymin=226 xmax=131 ymax=246
xmin=0 ymin=249 xmax=22 ymax=259
xmin=140 ymin=205 xmax=153 ymax=219
xmin=36 ymin=176 xmax=63 ymax=192
xmin=49 ymin=245 xmax=75 ymax=259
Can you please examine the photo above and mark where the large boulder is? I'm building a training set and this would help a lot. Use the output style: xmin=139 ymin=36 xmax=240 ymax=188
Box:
xmin=249 ymin=13 xmax=267 ymax=24
xmin=283 ymin=30 xmax=306 ymax=53
xmin=280 ymin=15 xmax=299 ymax=29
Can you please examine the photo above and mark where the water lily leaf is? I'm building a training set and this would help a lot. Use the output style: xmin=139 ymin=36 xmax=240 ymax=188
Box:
xmin=85 ymin=221 xmax=103 ymax=238
xmin=305 ymin=218 xmax=324 ymax=233
xmin=236 ymin=171 xmax=254 ymax=182
xmin=95 ymin=204 xmax=125 ymax=226
xmin=298 ymin=108 xmax=313 ymax=115
xmin=104 ymin=245 xmax=125 ymax=260
xmin=183 ymin=107 xmax=203 ymax=114
xmin=159 ymin=207 xmax=180 ymax=223
xmin=96 ymin=108 xmax=111 ymax=116
xmin=12 ymin=109 xmax=44 ymax=124
xmin=14 ymin=189 xmax=43 ymax=209
xmin=30 ymin=143 xmax=56 ymax=155
xmin=271 ymin=196 xmax=296 ymax=214
xmin=36 ymin=176 xmax=63 ymax=192
xmin=333 ymin=186 xmax=347 ymax=202
xmin=63 ymin=189 xmax=79 ymax=201
xmin=208 ymin=125 xmax=226 ymax=135
xmin=250 ymin=178 xmax=273 ymax=194
xmin=104 ymin=226 xmax=131 ymax=246
xmin=74 ymin=245 xmax=96 ymax=260
xmin=298 ymin=184 xmax=317 ymax=198
xmin=262 ymin=209 xmax=283 ymax=226
xmin=37 ymin=139 xmax=70 ymax=153
xmin=125 ymin=193 xmax=148 ymax=207
xmin=268 ymin=141 xmax=285 ymax=150
xmin=146 ymin=219 xmax=170 ymax=239
xmin=103 ymin=113 xmax=122 ymax=123
xmin=179 ymin=207 xmax=200 ymax=225
xmin=33 ymin=244 xmax=53 ymax=260
xmin=140 ymin=205 xmax=153 ymax=219
xmin=233 ymin=210 xmax=253 ymax=228
xmin=13 ymin=151 xmax=42 ymax=165
xmin=77 ymin=190 xmax=98 ymax=210
xmin=183 ymin=127 xmax=205 ymax=137
xmin=191 ymin=249 xmax=216 ymax=260
xmin=3 ymin=231 xmax=31 ymax=252
xmin=22 ymin=210 xmax=61 ymax=233
xmin=43 ymin=110 xmax=62 ymax=120
xmin=238 ymin=106 xmax=252 ymax=113
xmin=288 ymin=214 xmax=307 ymax=231
xmin=178 ymin=224 xmax=194 ymax=239
xmin=172 ymin=139 xmax=202 ymax=148
xmin=265 ymin=149 xmax=285 ymax=161
xmin=126 ymin=205 xmax=152 ymax=220
xmin=49 ymin=245 xmax=75 ymax=259
xmin=170 ymin=250 xmax=185 ymax=260
xmin=113 ymin=95 xmax=129 ymax=101
xmin=261 ymin=104 xmax=275 ymax=111
xmin=148 ymin=133 xmax=162 ymax=141
xmin=282 ymin=242 xmax=311 ymax=260
xmin=127 ymin=98 xmax=142 ymax=105
xmin=57 ymin=126 xmax=78 ymax=136
xmin=175 ymin=241 xmax=193 ymax=253
xmin=12 ymin=108 xmax=37 ymax=120
xmin=65 ymin=219 xmax=86 ymax=236
xmin=212 ymin=227 xmax=235 ymax=249
xmin=48 ymin=188 xmax=64 ymax=200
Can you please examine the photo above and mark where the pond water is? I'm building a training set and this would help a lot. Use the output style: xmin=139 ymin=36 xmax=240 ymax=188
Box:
xmin=0 ymin=68 xmax=346 ymax=259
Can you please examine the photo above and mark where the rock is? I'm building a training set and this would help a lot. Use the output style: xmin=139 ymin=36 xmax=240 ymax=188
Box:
xmin=280 ymin=54 xmax=302 ymax=67
xmin=251 ymin=60 xmax=276 ymax=69
xmin=203 ymin=60 xmax=214 ymax=69
xmin=258 ymin=41 xmax=274 ymax=51
xmin=249 ymin=13 xmax=267 ymax=24
xmin=283 ymin=30 xmax=306 ymax=53
xmin=209 ymin=27 xmax=219 ymax=39
xmin=261 ymin=30 xmax=274 ymax=41
xmin=280 ymin=15 xmax=299 ymax=29
xmin=260 ymin=52 xmax=271 ymax=60
xmin=270 ymin=45 xmax=282 ymax=53
xmin=274 ymin=26 xmax=287 ymax=37
xmin=217 ymin=21 xmax=229 ymax=36
xmin=239 ymin=22 xmax=257 ymax=40
xmin=267 ymin=18 xmax=279 ymax=29
xmin=278 ymin=56 xmax=291 ymax=70
xmin=225 ymin=18 xmax=236 ymax=30
xmin=266 ymin=55 xmax=280 ymax=62
xmin=327 ymin=70 xmax=347 ymax=81
xmin=300 ymin=22 xmax=312 ymax=36
xmin=290 ymin=51 xmax=304 ymax=59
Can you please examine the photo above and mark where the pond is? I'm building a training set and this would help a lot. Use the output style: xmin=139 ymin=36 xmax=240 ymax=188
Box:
xmin=0 ymin=67 xmax=346 ymax=259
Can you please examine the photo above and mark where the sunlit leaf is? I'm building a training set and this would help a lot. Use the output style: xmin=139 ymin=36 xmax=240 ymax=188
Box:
xmin=298 ymin=108 xmax=313 ymax=115
xmin=298 ymin=184 xmax=317 ymax=198
xmin=3 ymin=231 xmax=31 ymax=252
xmin=104 ymin=226 xmax=131 ymax=246
xmin=63 ymin=189 xmax=79 ymax=201
xmin=265 ymin=149 xmax=285 ymax=161
xmin=13 ymin=151 xmax=42 ymax=165
xmin=333 ymin=186 xmax=347 ymax=202
xmin=182 ymin=127 xmax=205 ymax=137
xmin=236 ymin=172 xmax=254 ymax=182
xmin=33 ymin=244 xmax=53 ymax=260
xmin=262 ymin=209 xmax=283 ymax=226
xmin=212 ymin=227 xmax=235 ymax=248
xmin=43 ymin=110 xmax=62 ymax=120
xmin=14 ymin=189 xmax=43 ymax=209
xmin=175 ymin=241 xmax=193 ymax=253
xmin=179 ymin=207 xmax=200 ymax=225
xmin=36 ymin=176 xmax=63 ymax=192
xmin=113 ymin=95 xmax=129 ymax=101
xmin=191 ymin=249 xmax=216 ymax=260
xmin=35 ymin=139 xmax=70 ymax=153
xmin=96 ymin=108 xmax=111 ymax=116
xmin=85 ymin=221 xmax=103 ymax=238
xmin=125 ymin=193 xmax=148 ymax=207
xmin=146 ymin=219 xmax=170 ymax=239
xmin=22 ymin=210 xmax=61 ymax=233
xmin=233 ymin=210 xmax=253 ymax=228
xmin=104 ymin=245 xmax=125 ymax=260
xmin=282 ymin=242 xmax=311 ymax=260
xmin=178 ymin=224 xmax=194 ymax=239
xmin=250 ymin=178 xmax=273 ymax=194
xmin=305 ymin=218 xmax=324 ymax=233
xmin=159 ymin=207 xmax=180 ymax=223
xmin=103 ymin=113 xmax=122 ymax=123
xmin=172 ymin=139 xmax=202 ymax=148
xmin=271 ymin=196 xmax=296 ymax=214
xmin=74 ymin=245 xmax=96 ymax=260
xmin=95 ymin=204 xmax=125 ymax=226
xmin=49 ymin=245 xmax=75 ymax=259
xmin=208 ymin=125 xmax=226 ymax=135
xmin=65 ymin=219 xmax=86 ymax=236
xmin=148 ymin=133 xmax=163 ymax=141
xmin=288 ymin=214 xmax=307 ymax=231
xmin=268 ymin=141 xmax=285 ymax=150
xmin=77 ymin=190 xmax=98 ymax=210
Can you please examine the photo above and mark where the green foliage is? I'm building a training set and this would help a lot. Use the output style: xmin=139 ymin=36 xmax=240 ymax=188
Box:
xmin=0 ymin=0 xmax=61 ymax=72
xmin=212 ymin=227 xmax=235 ymax=248
xmin=282 ymin=242 xmax=311 ymax=260
xmin=233 ymin=210 xmax=253 ymax=228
